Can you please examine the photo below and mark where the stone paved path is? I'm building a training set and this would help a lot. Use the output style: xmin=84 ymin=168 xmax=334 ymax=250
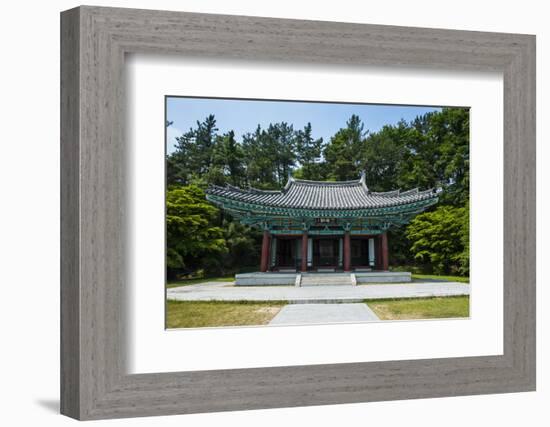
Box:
xmin=167 ymin=281 xmax=469 ymax=303
xmin=268 ymin=303 xmax=380 ymax=325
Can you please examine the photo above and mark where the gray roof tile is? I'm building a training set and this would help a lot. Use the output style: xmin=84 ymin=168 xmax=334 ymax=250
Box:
xmin=206 ymin=176 xmax=440 ymax=211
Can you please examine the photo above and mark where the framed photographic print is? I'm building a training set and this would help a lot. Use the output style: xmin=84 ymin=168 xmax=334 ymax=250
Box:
xmin=61 ymin=6 xmax=536 ymax=420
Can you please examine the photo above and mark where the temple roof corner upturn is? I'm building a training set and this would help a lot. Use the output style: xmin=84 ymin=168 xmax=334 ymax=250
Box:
xmin=205 ymin=175 xmax=440 ymax=212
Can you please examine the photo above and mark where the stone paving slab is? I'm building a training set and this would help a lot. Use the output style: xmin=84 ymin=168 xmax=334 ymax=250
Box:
xmin=167 ymin=282 xmax=469 ymax=302
xmin=269 ymin=303 xmax=380 ymax=325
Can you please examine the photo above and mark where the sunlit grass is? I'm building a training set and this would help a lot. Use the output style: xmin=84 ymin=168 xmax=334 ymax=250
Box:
xmin=166 ymin=276 xmax=235 ymax=289
xmin=366 ymin=296 xmax=469 ymax=320
xmin=412 ymin=274 xmax=469 ymax=283
xmin=166 ymin=300 xmax=286 ymax=328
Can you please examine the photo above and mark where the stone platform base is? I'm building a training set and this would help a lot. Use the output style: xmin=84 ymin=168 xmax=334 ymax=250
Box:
xmin=235 ymin=271 xmax=411 ymax=286
xmin=235 ymin=273 xmax=297 ymax=286
xmin=355 ymin=271 xmax=411 ymax=283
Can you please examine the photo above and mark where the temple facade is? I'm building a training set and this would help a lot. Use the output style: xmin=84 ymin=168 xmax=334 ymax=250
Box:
xmin=206 ymin=174 xmax=440 ymax=273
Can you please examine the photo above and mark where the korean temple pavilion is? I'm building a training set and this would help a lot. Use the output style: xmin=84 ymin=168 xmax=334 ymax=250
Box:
xmin=206 ymin=174 xmax=440 ymax=273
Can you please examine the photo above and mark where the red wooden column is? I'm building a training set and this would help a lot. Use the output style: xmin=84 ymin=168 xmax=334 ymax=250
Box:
xmin=301 ymin=231 xmax=308 ymax=272
xmin=375 ymin=235 xmax=382 ymax=270
xmin=381 ymin=232 xmax=389 ymax=271
xmin=260 ymin=230 xmax=271 ymax=272
xmin=343 ymin=231 xmax=351 ymax=272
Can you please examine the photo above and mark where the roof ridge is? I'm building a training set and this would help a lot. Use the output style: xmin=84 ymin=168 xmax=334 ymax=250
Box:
xmin=213 ymin=184 xmax=282 ymax=195
xmin=246 ymin=186 xmax=281 ymax=194
xmin=371 ymin=189 xmax=401 ymax=197
xmin=292 ymin=178 xmax=362 ymax=186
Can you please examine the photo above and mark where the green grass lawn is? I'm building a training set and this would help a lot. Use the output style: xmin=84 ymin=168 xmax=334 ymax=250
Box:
xmin=366 ymin=296 xmax=469 ymax=320
xmin=166 ymin=300 xmax=286 ymax=328
xmin=411 ymin=274 xmax=469 ymax=283
xmin=166 ymin=276 xmax=235 ymax=289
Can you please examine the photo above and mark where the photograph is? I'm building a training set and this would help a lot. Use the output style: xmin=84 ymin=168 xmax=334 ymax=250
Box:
xmin=164 ymin=97 xmax=470 ymax=329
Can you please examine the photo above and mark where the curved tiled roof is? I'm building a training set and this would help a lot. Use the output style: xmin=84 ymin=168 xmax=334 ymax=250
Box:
xmin=206 ymin=175 xmax=440 ymax=211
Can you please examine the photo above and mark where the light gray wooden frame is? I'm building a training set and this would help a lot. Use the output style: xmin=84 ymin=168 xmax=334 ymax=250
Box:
xmin=60 ymin=5 xmax=536 ymax=420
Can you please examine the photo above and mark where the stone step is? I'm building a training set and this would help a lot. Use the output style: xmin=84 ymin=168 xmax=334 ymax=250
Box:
xmin=301 ymin=274 xmax=351 ymax=277
xmin=302 ymin=284 xmax=352 ymax=287
xmin=300 ymin=274 xmax=352 ymax=286
xmin=302 ymin=274 xmax=350 ymax=278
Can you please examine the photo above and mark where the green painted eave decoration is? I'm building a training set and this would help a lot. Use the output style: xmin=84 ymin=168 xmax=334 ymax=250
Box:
xmin=269 ymin=228 xmax=387 ymax=236
xmin=218 ymin=210 xmax=415 ymax=230
xmin=206 ymin=194 xmax=438 ymax=219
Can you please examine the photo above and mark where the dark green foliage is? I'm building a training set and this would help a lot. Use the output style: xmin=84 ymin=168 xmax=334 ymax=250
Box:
xmin=294 ymin=123 xmax=326 ymax=181
xmin=216 ymin=218 xmax=262 ymax=274
xmin=406 ymin=204 xmax=469 ymax=275
xmin=397 ymin=108 xmax=469 ymax=206
xmin=167 ymin=114 xmax=218 ymax=185
xmin=241 ymin=123 xmax=298 ymax=189
xmin=361 ymin=121 xmax=409 ymax=191
xmin=354 ymin=108 xmax=470 ymax=204
xmin=166 ymin=107 xmax=470 ymax=276
xmin=207 ymin=131 xmax=246 ymax=187
xmin=323 ymin=114 xmax=366 ymax=181
xmin=387 ymin=227 xmax=412 ymax=266
xmin=166 ymin=185 xmax=226 ymax=270
xmin=241 ymin=126 xmax=277 ymax=189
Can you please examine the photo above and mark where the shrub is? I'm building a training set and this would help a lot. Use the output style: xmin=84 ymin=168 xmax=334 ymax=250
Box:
xmin=406 ymin=204 xmax=469 ymax=276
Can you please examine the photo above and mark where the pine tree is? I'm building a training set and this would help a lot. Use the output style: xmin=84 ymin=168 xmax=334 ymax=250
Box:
xmin=324 ymin=114 xmax=366 ymax=180
xmin=295 ymin=122 xmax=325 ymax=180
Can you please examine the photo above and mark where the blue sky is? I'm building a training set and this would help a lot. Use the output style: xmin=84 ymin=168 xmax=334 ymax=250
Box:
xmin=166 ymin=97 xmax=441 ymax=153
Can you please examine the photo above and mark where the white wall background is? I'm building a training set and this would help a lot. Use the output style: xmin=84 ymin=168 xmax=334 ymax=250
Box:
xmin=0 ymin=0 xmax=546 ymax=426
